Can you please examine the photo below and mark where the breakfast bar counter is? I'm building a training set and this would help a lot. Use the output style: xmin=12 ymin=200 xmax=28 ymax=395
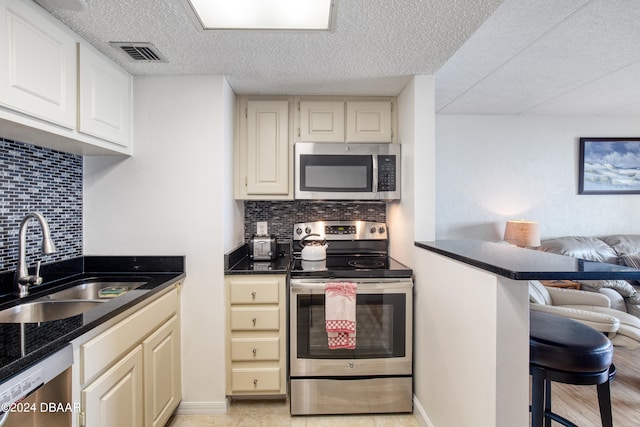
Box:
xmin=411 ymin=240 xmax=640 ymax=427
xmin=416 ymin=239 xmax=640 ymax=281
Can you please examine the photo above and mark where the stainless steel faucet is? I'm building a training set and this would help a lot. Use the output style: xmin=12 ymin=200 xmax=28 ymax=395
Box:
xmin=15 ymin=212 xmax=57 ymax=297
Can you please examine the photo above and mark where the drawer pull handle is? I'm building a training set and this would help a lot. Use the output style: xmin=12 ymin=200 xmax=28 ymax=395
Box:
xmin=251 ymin=291 xmax=257 ymax=299
xmin=252 ymin=348 xmax=257 ymax=356
xmin=253 ymin=379 xmax=258 ymax=386
xmin=252 ymin=317 xmax=257 ymax=326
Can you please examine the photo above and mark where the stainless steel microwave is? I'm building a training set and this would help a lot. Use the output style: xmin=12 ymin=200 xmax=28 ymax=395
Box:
xmin=295 ymin=142 xmax=400 ymax=200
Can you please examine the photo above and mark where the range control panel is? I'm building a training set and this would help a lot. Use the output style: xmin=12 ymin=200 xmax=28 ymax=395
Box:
xmin=293 ymin=221 xmax=387 ymax=241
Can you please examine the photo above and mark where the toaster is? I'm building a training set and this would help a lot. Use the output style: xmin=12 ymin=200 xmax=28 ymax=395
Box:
xmin=250 ymin=234 xmax=277 ymax=261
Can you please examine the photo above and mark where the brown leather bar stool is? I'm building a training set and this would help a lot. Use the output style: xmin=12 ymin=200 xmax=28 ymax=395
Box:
xmin=529 ymin=310 xmax=615 ymax=427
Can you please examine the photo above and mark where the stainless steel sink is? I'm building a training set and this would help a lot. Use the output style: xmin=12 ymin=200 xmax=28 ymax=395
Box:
xmin=0 ymin=301 xmax=104 ymax=323
xmin=45 ymin=281 xmax=148 ymax=301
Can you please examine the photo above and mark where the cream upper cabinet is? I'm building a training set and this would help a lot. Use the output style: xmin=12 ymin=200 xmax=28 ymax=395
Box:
xmin=346 ymin=101 xmax=393 ymax=143
xmin=298 ymin=100 xmax=345 ymax=142
xmin=236 ymin=97 xmax=292 ymax=199
xmin=0 ymin=0 xmax=132 ymax=155
xmin=0 ymin=0 xmax=77 ymax=129
xmin=78 ymin=43 xmax=132 ymax=148
xmin=294 ymin=97 xmax=395 ymax=144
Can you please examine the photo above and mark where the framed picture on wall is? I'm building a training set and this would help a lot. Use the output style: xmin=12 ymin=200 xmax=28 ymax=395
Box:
xmin=579 ymin=137 xmax=640 ymax=194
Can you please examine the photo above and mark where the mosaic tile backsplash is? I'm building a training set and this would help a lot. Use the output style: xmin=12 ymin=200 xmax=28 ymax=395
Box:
xmin=0 ymin=138 xmax=83 ymax=273
xmin=244 ymin=201 xmax=387 ymax=241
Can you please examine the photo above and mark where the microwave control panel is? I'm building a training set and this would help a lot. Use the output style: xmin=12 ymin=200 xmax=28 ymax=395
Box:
xmin=377 ymin=155 xmax=396 ymax=191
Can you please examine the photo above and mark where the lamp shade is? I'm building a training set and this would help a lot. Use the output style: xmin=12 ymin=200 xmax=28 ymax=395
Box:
xmin=504 ymin=220 xmax=540 ymax=247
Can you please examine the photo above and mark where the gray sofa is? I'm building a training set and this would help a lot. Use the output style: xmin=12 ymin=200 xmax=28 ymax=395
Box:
xmin=538 ymin=235 xmax=640 ymax=318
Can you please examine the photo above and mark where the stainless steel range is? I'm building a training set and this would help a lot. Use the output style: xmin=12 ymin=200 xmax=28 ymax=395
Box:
xmin=289 ymin=220 xmax=413 ymax=415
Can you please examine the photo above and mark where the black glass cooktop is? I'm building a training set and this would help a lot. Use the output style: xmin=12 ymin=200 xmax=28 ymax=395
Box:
xmin=290 ymin=255 xmax=413 ymax=279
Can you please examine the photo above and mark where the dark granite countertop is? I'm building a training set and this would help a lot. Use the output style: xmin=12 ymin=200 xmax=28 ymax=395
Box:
xmin=0 ymin=256 xmax=185 ymax=384
xmin=224 ymin=243 xmax=292 ymax=275
xmin=415 ymin=240 xmax=640 ymax=281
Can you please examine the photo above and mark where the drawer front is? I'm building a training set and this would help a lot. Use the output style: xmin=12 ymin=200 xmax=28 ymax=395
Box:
xmin=231 ymin=368 xmax=280 ymax=392
xmin=229 ymin=280 xmax=279 ymax=304
xmin=230 ymin=307 xmax=280 ymax=330
xmin=231 ymin=337 xmax=280 ymax=361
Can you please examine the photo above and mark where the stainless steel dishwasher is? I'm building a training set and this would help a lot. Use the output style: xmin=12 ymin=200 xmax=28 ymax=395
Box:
xmin=0 ymin=344 xmax=73 ymax=427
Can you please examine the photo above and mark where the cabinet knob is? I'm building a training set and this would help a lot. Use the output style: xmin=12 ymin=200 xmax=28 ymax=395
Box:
xmin=251 ymin=291 xmax=257 ymax=299
xmin=252 ymin=348 xmax=257 ymax=356
xmin=252 ymin=317 xmax=257 ymax=326
xmin=253 ymin=379 xmax=258 ymax=386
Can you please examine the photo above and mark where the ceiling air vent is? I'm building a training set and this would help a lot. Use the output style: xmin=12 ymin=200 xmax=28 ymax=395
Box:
xmin=109 ymin=42 xmax=167 ymax=62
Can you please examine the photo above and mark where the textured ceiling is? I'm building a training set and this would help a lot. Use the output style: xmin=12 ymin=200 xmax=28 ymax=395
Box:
xmin=33 ymin=0 xmax=640 ymax=115
xmin=436 ymin=0 xmax=640 ymax=116
xmin=33 ymin=0 xmax=503 ymax=96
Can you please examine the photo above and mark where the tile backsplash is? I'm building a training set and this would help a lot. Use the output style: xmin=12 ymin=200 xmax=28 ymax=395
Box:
xmin=0 ymin=138 xmax=83 ymax=273
xmin=244 ymin=200 xmax=386 ymax=241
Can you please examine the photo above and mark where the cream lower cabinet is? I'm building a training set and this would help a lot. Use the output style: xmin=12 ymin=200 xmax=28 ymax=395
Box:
xmin=78 ymin=284 xmax=182 ymax=427
xmin=225 ymin=274 xmax=286 ymax=396
xmin=143 ymin=315 xmax=181 ymax=427
xmin=82 ymin=345 xmax=143 ymax=427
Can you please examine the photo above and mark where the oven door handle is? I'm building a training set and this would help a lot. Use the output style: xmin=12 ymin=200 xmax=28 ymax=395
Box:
xmin=290 ymin=280 xmax=412 ymax=292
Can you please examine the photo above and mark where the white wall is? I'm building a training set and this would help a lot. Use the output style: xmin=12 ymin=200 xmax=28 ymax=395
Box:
xmin=389 ymin=75 xmax=436 ymax=264
xmin=436 ymin=115 xmax=640 ymax=240
xmin=391 ymin=75 xmax=439 ymax=427
xmin=84 ymin=75 xmax=236 ymax=411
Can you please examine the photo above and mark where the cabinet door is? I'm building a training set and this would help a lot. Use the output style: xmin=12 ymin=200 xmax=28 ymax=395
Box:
xmin=78 ymin=43 xmax=132 ymax=147
xmin=245 ymin=100 xmax=290 ymax=195
xmin=0 ymin=0 xmax=77 ymax=128
xmin=346 ymin=101 xmax=392 ymax=143
xmin=143 ymin=315 xmax=181 ymax=427
xmin=82 ymin=345 xmax=143 ymax=427
xmin=298 ymin=101 xmax=344 ymax=142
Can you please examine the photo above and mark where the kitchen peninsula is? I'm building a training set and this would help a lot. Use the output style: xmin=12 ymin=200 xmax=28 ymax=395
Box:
xmin=413 ymin=240 xmax=640 ymax=426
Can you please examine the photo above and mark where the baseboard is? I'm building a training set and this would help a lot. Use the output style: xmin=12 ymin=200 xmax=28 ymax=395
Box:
xmin=176 ymin=400 xmax=228 ymax=414
xmin=413 ymin=395 xmax=434 ymax=427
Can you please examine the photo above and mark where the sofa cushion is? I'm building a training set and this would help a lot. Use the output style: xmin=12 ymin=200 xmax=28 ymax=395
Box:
xmin=620 ymin=253 xmax=640 ymax=269
xmin=539 ymin=236 xmax=618 ymax=264
xmin=578 ymin=279 xmax=640 ymax=304
xmin=620 ymin=253 xmax=640 ymax=286
xmin=600 ymin=235 xmax=640 ymax=259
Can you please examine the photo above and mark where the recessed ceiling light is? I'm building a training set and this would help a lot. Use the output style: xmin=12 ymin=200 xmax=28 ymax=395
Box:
xmin=184 ymin=0 xmax=335 ymax=31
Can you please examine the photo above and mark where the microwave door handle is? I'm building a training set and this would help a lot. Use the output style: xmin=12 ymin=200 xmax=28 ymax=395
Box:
xmin=372 ymin=154 xmax=378 ymax=192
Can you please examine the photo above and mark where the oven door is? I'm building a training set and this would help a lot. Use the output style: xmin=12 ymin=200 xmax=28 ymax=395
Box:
xmin=289 ymin=278 xmax=413 ymax=377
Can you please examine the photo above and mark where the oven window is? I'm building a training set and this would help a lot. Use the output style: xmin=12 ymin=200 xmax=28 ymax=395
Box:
xmin=300 ymin=155 xmax=372 ymax=192
xmin=296 ymin=293 xmax=406 ymax=359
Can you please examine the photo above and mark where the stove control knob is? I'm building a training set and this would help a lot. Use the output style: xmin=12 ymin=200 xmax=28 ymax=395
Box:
xmin=305 ymin=226 xmax=312 ymax=234
xmin=378 ymin=226 xmax=386 ymax=234
xmin=296 ymin=227 xmax=303 ymax=235
xmin=370 ymin=226 xmax=376 ymax=234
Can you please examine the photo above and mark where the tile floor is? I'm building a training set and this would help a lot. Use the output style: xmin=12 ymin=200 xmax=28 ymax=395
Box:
xmin=166 ymin=399 xmax=420 ymax=427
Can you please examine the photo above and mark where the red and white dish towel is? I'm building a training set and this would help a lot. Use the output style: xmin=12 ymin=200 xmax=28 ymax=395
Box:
xmin=325 ymin=282 xmax=357 ymax=350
